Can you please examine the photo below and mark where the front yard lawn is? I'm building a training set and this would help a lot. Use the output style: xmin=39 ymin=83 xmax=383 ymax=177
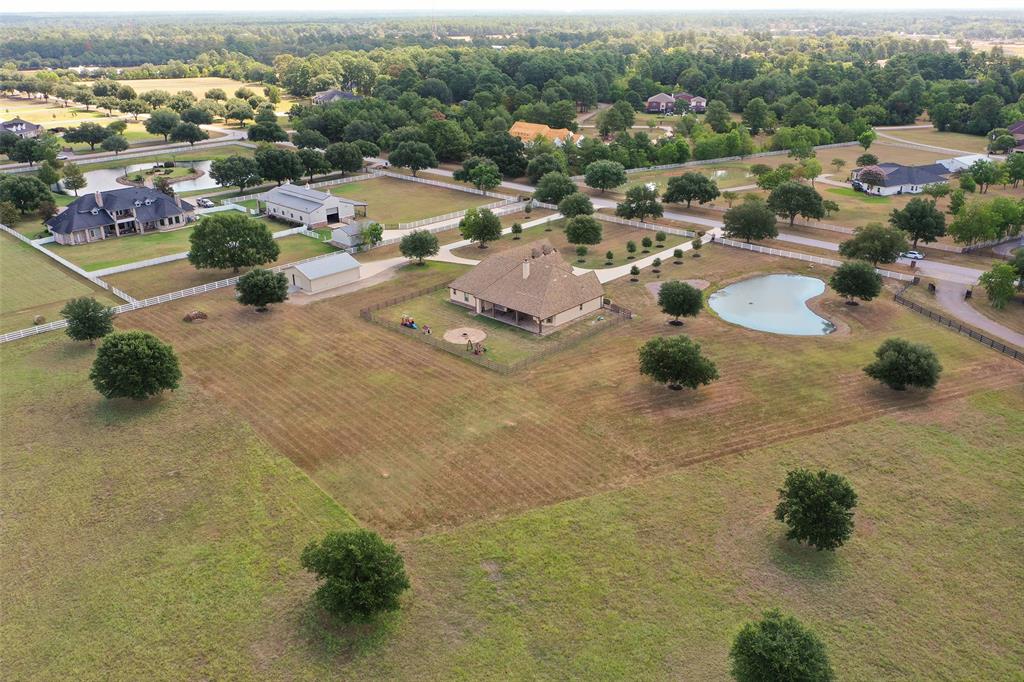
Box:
xmin=329 ymin=177 xmax=492 ymax=226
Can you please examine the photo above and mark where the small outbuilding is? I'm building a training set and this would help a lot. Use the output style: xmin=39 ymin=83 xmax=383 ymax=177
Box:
xmin=282 ymin=251 xmax=361 ymax=294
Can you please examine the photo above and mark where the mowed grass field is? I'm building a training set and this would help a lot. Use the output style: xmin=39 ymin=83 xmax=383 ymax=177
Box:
xmin=876 ymin=127 xmax=990 ymax=154
xmin=451 ymin=217 xmax=692 ymax=269
xmin=1 ymin=243 xmax=1021 ymax=678
xmin=47 ymin=226 xmax=199 ymax=272
xmin=0 ymin=233 xmax=120 ymax=332
xmin=329 ymin=177 xmax=492 ymax=226
xmin=74 ymin=77 xmax=257 ymax=99
xmin=104 ymin=235 xmax=336 ymax=298
xmin=0 ymin=96 xmax=119 ymax=126
xmin=113 ymin=245 xmax=1023 ymax=535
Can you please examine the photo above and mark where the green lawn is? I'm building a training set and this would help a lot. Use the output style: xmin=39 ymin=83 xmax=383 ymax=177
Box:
xmin=47 ymin=226 xmax=198 ymax=271
xmin=104 ymin=235 xmax=335 ymax=299
xmin=0 ymin=233 xmax=120 ymax=332
xmin=60 ymin=123 xmax=163 ymax=153
xmin=329 ymin=177 xmax=491 ymax=226
xmin=826 ymin=187 xmax=893 ymax=203
xmin=376 ymin=282 xmax=615 ymax=365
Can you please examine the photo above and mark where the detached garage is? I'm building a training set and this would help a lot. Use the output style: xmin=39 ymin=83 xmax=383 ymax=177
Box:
xmin=282 ymin=252 xmax=361 ymax=294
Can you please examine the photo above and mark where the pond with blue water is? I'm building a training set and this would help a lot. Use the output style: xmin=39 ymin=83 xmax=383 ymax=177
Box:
xmin=708 ymin=274 xmax=836 ymax=336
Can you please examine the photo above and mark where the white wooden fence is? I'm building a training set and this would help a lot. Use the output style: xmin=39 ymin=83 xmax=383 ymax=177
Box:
xmin=570 ymin=141 xmax=860 ymax=181
xmin=0 ymin=223 xmax=135 ymax=302
xmin=396 ymin=197 xmax=519 ymax=230
xmin=376 ymin=170 xmax=515 ymax=200
xmin=595 ymin=212 xmax=696 ymax=237
xmin=718 ymin=238 xmax=916 ymax=281
xmin=0 ymin=248 xmax=346 ymax=344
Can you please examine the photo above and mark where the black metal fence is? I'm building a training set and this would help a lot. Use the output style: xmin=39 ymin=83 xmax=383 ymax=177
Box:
xmin=360 ymin=285 xmax=633 ymax=373
xmin=894 ymin=285 xmax=1023 ymax=364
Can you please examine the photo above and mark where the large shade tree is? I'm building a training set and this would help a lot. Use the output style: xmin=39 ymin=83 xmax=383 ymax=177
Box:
xmin=730 ymin=610 xmax=834 ymax=682
xmin=60 ymin=296 xmax=114 ymax=345
xmin=722 ymin=196 xmax=778 ymax=243
xmin=774 ymin=468 xmax=858 ymax=551
xmin=829 ymin=260 xmax=882 ymax=304
xmin=90 ymin=331 xmax=182 ymax=400
xmin=888 ymin=197 xmax=946 ymax=248
xmin=838 ymin=223 xmax=909 ymax=265
xmin=236 ymin=267 xmax=289 ymax=312
xmin=863 ymin=338 xmax=942 ymax=390
xmin=657 ymin=280 xmax=703 ymax=325
xmin=638 ymin=335 xmax=719 ymax=390
xmin=767 ymin=181 xmax=825 ymax=226
xmin=663 ymin=172 xmax=720 ymax=208
xmin=187 ymin=212 xmax=280 ymax=272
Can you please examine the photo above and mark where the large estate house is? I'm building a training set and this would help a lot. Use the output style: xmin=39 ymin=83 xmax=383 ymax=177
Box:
xmin=448 ymin=240 xmax=604 ymax=335
xmin=46 ymin=188 xmax=194 ymax=245
xmin=508 ymin=121 xmax=584 ymax=147
xmin=262 ymin=183 xmax=367 ymax=228
xmin=0 ymin=117 xmax=43 ymax=139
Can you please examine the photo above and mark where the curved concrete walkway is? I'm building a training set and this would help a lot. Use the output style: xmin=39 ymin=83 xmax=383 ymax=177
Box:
xmin=933 ymin=282 xmax=1024 ymax=349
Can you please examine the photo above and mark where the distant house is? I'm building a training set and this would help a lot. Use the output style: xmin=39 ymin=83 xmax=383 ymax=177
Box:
xmin=689 ymin=96 xmax=707 ymax=113
xmin=851 ymin=163 xmax=950 ymax=196
xmin=668 ymin=93 xmax=706 ymax=114
xmin=311 ymin=89 xmax=363 ymax=106
xmin=1008 ymin=121 xmax=1024 ymax=154
xmin=0 ymin=117 xmax=43 ymax=139
xmin=508 ymin=121 xmax=584 ymax=147
xmin=262 ymin=183 xmax=367 ymax=227
xmin=46 ymin=188 xmax=194 ymax=246
xmin=448 ymin=239 xmax=604 ymax=335
xmin=282 ymin=251 xmax=361 ymax=294
xmin=645 ymin=93 xmax=676 ymax=114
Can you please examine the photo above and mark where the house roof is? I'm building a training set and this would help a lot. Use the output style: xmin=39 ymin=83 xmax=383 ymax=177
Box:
xmin=449 ymin=239 xmax=603 ymax=320
xmin=646 ymin=93 xmax=675 ymax=104
xmin=1007 ymin=121 xmax=1024 ymax=136
xmin=936 ymin=154 xmax=989 ymax=173
xmin=290 ymin=251 xmax=360 ymax=279
xmin=313 ymin=89 xmax=362 ymax=103
xmin=0 ymin=117 xmax=42 ymax=131
xmin=46 ymin=188 xmax=192 ymax=234
xmin=672 ymin=92 xmax=694 ymax=102
xmin=857 ymin=163 xmax=949 ymax=187
xmin=508 ymin=121 xmax=583 ymax=145
xmin=262 ymin=182 xmax=366 ymax=211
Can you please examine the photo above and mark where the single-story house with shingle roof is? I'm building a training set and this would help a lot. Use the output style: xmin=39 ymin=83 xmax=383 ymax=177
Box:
xmin=46 ymin=188 xmax=194 ymax=245
xmin=0 ymin=117 xmax=42 ymax=139
xmin=262 ymin=183 xmax=367 ymax=227
xmin=449 ymin=239 xmax=603 ymax=334
xmin=851 ymin=163 xmax=950 ymax=196
xmin=312 ymin=89 xmax=363 ymax=106
xmin=645 ymin=93 xmax=676 ymax=114
xmin=282 ymin=251 xmax=361 ymax=294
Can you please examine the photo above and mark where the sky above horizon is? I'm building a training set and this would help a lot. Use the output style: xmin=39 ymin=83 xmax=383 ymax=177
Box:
xmin=7 ymin=2 xmax=1024 ymax=14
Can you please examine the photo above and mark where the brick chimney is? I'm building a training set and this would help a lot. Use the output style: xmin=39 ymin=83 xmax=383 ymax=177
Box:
xmin=174 ymin=195 xmax=182 ymax=208
xmin=94 ymin=191 xmax=103 ymax=208
xmin=522 ymin=258 xmax=530 ymax=280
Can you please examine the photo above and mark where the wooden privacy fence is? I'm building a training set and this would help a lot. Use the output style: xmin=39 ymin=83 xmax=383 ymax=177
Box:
xmin=359 ymin=285 xmax=633 ymax=374
xmin=893 ymin=286 xmax=1023 ymax=363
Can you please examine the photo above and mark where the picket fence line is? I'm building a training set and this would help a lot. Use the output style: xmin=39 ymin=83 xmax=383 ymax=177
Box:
xmin=227 ymin=172 xmax=378 ymax=205
xmin=376 ymin=170 xmax=515 ymax=201
xmin=570 ymin=141 xmax=859 ymax=181
xmin=0 ymin=223 xmax=134 ymax=303
xmin=718 ymin=238 xmax=917 ymax=281
xmin=0 ymin=229 xmax=342 ymax=344
xmin=396 ymin=197 xmax=518 ymax=230
xmin=2 ymin=138 xmax=254 ymax=175
xmin=596 ymin=212 xmax=697 ymax=237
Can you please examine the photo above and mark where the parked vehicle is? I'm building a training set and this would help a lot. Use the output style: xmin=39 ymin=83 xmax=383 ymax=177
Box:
xmin=901 ymin=250 xmax=925 ymax=260
xmin=196 ymin=198 xmax=215 ymax=208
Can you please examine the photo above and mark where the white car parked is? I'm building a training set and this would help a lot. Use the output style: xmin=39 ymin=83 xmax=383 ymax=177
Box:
xmin=901 ymin=250 xmax=925 ymax=260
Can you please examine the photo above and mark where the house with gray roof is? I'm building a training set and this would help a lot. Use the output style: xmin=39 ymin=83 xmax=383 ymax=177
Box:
xmin=262 ymin=183 xmax=367 ymax=227
xmin=282 ymin=251 xmax=361 ymax=294
xmin=46 ymin=188 xmax=194 ymax=245
xmin=448 ymin=239 xmax=604 ymax=334
xmin=0 ymin=117 xmax=42 ymax=139
xmin=312 ymin=89 xmax=363 ymax=106
xmin=851 ymin=162 xmax=950 ymax=196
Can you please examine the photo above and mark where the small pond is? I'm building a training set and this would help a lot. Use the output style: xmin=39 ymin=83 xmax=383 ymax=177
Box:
xmin=62 ymin=160 xmax=221 ymax=194
xmin=708 ymin=274 xmax=836 ymax=336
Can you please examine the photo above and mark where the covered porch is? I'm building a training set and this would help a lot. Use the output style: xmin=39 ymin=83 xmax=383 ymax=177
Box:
xmin=477 ymin=299 xmax=555 ymax=335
